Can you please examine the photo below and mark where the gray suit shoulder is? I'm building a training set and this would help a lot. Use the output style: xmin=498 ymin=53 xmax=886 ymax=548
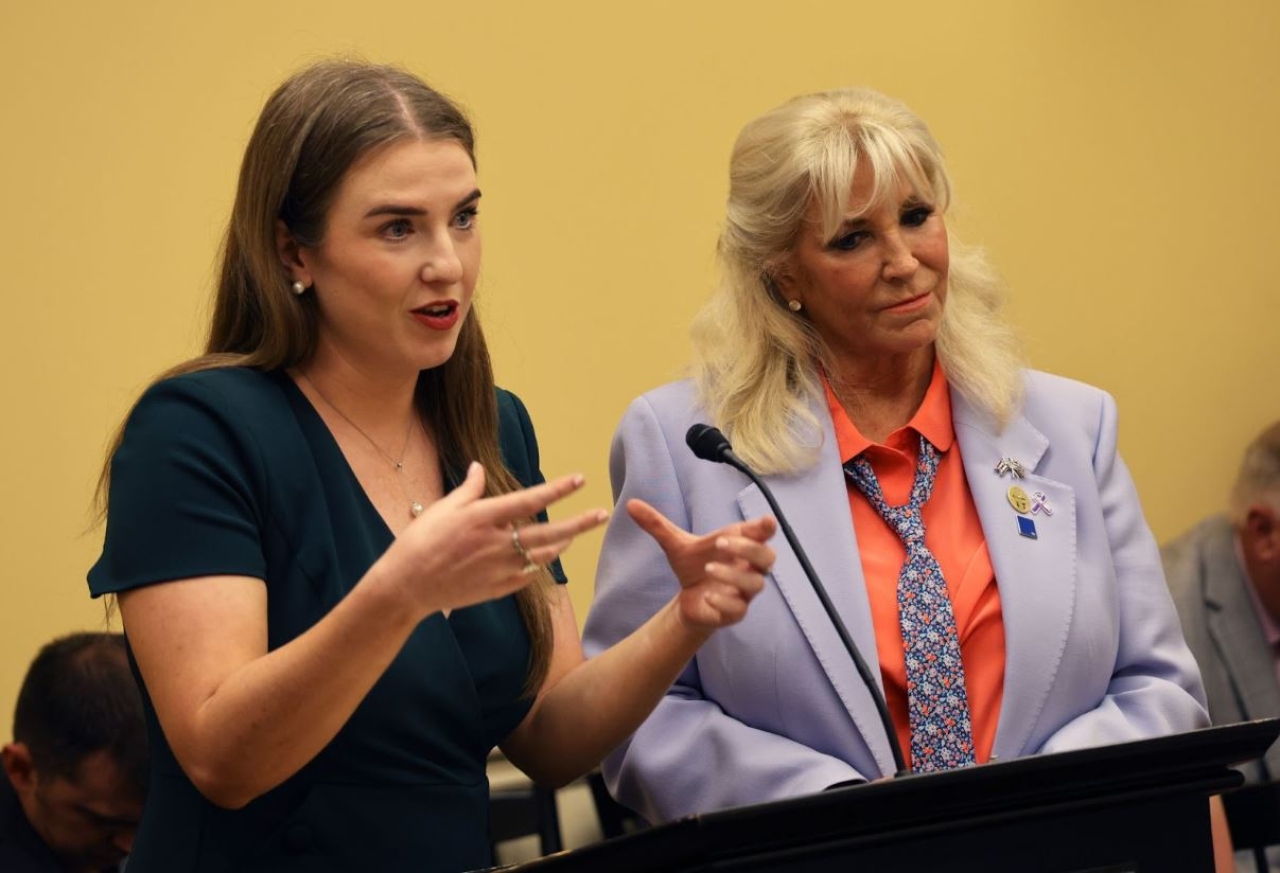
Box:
xmin=1162 ymin=515 xmax=1235 ymax=596
xmin=1163 ymin=515 xmax=1232 ymax=572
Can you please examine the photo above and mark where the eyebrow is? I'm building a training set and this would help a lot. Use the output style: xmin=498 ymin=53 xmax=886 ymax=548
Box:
xmin=826 ymin=197 xmax=933 ymax=236
xmin=363 ymin=188 xmax=482 ymax=219
xmin=833 ymin=216 xmax=871 ymax=232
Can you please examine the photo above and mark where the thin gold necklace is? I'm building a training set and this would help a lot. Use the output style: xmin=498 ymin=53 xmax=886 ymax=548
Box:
xmin=297 ymin=369 xmax=425 ymax=518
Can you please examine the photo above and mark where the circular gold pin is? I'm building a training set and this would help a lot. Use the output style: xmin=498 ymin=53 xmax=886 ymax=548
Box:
xmin=1007 ymin=485 xmax=1031 ymax=514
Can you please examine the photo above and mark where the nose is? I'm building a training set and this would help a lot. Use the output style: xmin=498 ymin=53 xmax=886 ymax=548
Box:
xmin=881 ymin=230 xmax=919 ymax=280
xmin=421 ymin=234 xmax=464 ymax=285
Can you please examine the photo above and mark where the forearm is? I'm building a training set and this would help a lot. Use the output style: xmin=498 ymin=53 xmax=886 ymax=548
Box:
xmin=124 ymin=565 xmax=426 ymax=809
xmin=506 ymin=597 xmax=708 ymax=787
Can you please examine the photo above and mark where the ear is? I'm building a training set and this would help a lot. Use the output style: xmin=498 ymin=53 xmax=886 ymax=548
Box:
xmin=1244 ymin=504 xmax=1280 ymax=561
xmin=766 ymin=256 xmax=802 ymax=305
xmin=275 ymin=220 xmax=313 ymax=288
xmin=1 ymin=742 xmax=36 ymax=792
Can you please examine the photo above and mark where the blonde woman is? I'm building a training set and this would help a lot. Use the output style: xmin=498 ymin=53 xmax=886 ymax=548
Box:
xmin=584 ymin=87 xmax=1208 ymax=822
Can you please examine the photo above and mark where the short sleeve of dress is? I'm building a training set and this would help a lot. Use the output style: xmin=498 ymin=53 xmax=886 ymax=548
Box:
xmin=88 ymin=373 xmax=268 ymax=596
xmin=496 ymin=388 xmax=567 ymax=585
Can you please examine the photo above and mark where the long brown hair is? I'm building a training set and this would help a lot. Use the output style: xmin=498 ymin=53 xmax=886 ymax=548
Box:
xmin=97 ymin=59 xmax=554 ymax=693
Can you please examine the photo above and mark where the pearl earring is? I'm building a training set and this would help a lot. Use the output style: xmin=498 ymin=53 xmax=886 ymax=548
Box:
xmin=787 ymin=299 xmax=802 ymax=312
xmin=291 ymin=281 xmax=307 ymax=297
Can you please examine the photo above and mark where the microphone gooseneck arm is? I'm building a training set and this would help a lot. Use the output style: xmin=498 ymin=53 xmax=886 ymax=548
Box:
xmin=720 ymin=447 xmax=910 ymax=778
xmin=685 ymin=424 xmax=910 ymax=778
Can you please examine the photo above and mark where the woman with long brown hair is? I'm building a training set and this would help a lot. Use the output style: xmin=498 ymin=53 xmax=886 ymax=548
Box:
xmin=88 ymin=60 xmax=775 ymax=871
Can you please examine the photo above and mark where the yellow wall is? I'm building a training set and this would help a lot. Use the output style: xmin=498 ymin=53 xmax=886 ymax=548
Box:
xmin=2 ymin=1 xmax=1277 ymax=717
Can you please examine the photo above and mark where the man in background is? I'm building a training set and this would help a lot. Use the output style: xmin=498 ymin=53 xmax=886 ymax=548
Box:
xmin=1166 ymin=422 xmax=1280 ymax=871
xmin=1165 ymin=421 xmax=1280 ymax=783
xmin=0 ymin=633 xmax=146 ymax=872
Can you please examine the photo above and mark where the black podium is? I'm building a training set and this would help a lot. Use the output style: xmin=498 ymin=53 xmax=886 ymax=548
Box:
xmin=495 ymin=720 xmax=1280 ymax=873
xmin=1221 ymin=778 xmax=1280 ymax=869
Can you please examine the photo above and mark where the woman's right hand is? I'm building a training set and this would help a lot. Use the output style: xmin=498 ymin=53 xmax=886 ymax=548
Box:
xmin=370 ymin=461 xmax=608 ymax=617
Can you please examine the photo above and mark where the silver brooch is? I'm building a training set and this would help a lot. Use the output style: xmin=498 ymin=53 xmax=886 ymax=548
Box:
xmin=994 ymin=457 xmax=1027 ymax=479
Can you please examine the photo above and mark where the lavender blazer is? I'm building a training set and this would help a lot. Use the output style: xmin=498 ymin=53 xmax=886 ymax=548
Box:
xmin=582 ymin=370 xmax=1209 ymax=823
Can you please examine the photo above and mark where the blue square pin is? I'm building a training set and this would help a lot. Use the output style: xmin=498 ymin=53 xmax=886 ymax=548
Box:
xmin=1017 ymin=516 xmax=1038 ymax=540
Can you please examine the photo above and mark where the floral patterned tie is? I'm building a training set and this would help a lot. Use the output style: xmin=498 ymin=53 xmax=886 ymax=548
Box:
xmin=844 ymin=436 xmax=977 ymax=773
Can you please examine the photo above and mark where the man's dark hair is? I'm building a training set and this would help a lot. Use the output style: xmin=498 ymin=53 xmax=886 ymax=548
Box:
xmin=12 ymin=632 xmax=147 ymax=797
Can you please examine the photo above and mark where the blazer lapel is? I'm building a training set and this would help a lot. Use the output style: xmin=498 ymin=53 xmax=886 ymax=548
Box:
xmin=736 ymin=400 xmax=895 ymax=774
xmin=952 ymin=390 xmax=1077 ymax=760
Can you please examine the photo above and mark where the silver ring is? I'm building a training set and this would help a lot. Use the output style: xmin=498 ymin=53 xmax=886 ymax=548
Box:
xmin=511 ymin=525 xmax=534 ymax=563
xmin=512 ymin=526 xmax=540 ymax=575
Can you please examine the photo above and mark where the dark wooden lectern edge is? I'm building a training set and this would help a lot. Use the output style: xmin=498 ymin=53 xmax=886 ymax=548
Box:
xmin=502 ymin=720 xmax=1279 ymax=872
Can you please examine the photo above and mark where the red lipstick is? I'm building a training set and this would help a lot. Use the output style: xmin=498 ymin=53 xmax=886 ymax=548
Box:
xmin=412 ymin=301 xmax=460 ymax=330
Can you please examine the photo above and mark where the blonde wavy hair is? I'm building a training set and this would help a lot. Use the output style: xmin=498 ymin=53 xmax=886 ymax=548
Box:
xmin=691 ymin=87 xmax=1024 ymax=475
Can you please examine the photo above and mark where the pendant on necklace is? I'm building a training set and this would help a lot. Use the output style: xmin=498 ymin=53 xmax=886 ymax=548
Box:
xmin=410 ymin=501 xmax=424 ymax=518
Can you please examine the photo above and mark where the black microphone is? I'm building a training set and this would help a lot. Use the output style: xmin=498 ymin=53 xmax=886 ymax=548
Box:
xmin=686 ymin=423 xmax=734 ymax=464
xmin=685 ymin=423 xmax=911 ymax=778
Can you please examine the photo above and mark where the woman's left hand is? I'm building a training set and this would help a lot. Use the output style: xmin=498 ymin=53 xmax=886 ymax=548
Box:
xmin=501 ymin=501 xmax=775 ymax=785
xmin=627 ymin=498 xmax=777 ymax=631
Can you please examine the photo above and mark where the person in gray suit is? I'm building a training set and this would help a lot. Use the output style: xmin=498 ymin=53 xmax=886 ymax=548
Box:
xmin=1165 ymin=420 xmax=1280 ymax=786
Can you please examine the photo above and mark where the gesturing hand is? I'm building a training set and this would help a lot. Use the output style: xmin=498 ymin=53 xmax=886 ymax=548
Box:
xmin=627 ymin=499 xmax=776 ymax=631
xmin=379 ymin=462 xmax=608 ymax=618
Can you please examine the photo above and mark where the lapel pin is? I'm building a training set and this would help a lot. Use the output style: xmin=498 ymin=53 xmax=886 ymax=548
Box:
xmin=1031 ymin=490 xmax=1053 ymax=516
xmin=1007 ymin=485 xmax=1031 ymax=514
xmin=994 ymin=457 xmax=1026 ymax=479
xmin=1017 ymin=516 xmax=1038 ymax=540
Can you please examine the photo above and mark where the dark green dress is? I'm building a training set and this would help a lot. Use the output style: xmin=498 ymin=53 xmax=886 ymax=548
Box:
xmin=88 ymin=368 xmax=565 ymax=872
